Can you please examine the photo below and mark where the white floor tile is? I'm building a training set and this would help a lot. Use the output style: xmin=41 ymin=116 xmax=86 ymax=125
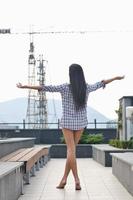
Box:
xmin=18 ymin=158 xmax=133 ymax=200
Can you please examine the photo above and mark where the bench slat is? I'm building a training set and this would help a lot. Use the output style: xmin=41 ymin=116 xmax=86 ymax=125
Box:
xmin=8 ymin=148 xmax=34 ymax=161
xmin=19 ymin=147 xmax=47 ymax=161
xmin=0 ymin=148 xmax=26 ymax=161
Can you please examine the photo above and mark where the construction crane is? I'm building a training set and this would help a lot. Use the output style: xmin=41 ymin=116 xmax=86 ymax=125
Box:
xmin=26 ymin=33 xmax=37 ymax=129
xmin=36 ymin=55 xmax=48 ymax=129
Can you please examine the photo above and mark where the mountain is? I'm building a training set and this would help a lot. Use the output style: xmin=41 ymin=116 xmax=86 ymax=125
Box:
xmin=0 ymin=97 xmax=110 ymax=128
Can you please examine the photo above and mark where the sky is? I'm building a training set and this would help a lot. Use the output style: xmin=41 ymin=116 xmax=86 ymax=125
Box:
xmin=0 ymin=0 xmax=133 ymax=119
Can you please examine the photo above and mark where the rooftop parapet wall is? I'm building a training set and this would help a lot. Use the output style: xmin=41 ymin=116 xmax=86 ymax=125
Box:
xmin=0 ymin=128 xmax=116 ymax=144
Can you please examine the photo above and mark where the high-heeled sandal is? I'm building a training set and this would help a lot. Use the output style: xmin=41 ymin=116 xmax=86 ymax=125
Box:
xmin=56 ymin=181 xmax=66 ymax=189
xmin=75 ymin=182 xmax=81 ymax=190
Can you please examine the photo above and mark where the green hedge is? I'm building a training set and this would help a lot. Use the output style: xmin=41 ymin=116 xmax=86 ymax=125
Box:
xmin=109 ymin=138 xmax=133 ymax=149
xmin=60 ymin=132 xmax=104 ymax=144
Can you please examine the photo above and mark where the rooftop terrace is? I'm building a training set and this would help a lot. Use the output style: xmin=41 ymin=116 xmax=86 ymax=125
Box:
xmin=18 ymin=158 xmax=133 ymax=200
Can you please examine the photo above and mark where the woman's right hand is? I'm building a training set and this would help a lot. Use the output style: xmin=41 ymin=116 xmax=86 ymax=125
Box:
xmin=16 ymin=83 xmax=25 ymax=88
xmin=16 ymin=83 xmax=41 ymax=90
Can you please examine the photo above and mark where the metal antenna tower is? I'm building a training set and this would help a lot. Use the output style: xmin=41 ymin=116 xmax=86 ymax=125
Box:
xmin=36 ymin=55 xmax=48 ymax=128
xmin=26 ymin=32 xmax=37 ymax=128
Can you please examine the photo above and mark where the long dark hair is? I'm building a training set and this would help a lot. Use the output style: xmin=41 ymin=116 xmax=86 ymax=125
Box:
xmin=69 ymin=64 xmax=87 ymax=110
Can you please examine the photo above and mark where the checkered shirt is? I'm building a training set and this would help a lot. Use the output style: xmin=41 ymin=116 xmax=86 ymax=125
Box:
xmin=41 ymin=81 xmax=105 ymax=130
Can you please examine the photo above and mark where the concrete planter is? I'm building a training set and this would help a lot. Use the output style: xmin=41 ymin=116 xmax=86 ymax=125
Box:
xmin=0 ymin=138 xmax=35 ymax=158
xmin=111 ymin=152 xmax=133 ymax=196
xmin=50 ymin=144 xmax=92 ymax=158
xmin=0 ymin=162 xmax=23 ymax=200
xmin=92 ymin=144 xmax=133 ymax=167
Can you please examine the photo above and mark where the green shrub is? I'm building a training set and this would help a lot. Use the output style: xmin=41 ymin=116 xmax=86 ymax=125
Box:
xmin=85 ymin=134 xmax=104 ymax=144
xmin=109 ymin=139 xmax=119 ymax=147
xmin=120 ymin=141 xmax=128 ymax=149
xmin=128 ymin=139 xmax=133 ymax=149
xmin=109 ymin=139 xmax=133 ymax=149
xmin=109 ymin=139 xmax=115 ymax=147
xmin=60 ymin=135 xmax=65 ymax=143
xmin=79 ymin=131 xmax=89 ymax=144
xmin=60 ymin=131 xmax=104 ymax=144
xmin=79 ymin=132 xmax=104 ymax=144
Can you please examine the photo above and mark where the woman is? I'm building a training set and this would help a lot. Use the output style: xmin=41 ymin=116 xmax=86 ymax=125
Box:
xmin=17 ymin=64 xmax=124 ymax=190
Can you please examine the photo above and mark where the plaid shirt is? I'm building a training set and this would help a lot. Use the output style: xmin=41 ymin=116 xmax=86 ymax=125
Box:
xmin=41 ymin=81 xmax=105 ymax=130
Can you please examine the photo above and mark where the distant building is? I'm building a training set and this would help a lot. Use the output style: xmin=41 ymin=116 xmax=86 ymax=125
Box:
xmin=119 ymin=96 xmax=133 ymax=140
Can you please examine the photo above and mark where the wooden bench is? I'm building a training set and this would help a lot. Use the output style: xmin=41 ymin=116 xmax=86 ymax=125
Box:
xmin=0 ymin=161 xmax=23 ymax=200
xmin=0 ymin=145 xmax=51 ymax=184
xmin=110 ymin=152 xmax=133 ymax=196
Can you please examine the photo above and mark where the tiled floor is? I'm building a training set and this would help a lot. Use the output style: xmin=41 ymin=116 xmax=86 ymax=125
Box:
xmin=18 ymin=159 xmax=133 ymax=200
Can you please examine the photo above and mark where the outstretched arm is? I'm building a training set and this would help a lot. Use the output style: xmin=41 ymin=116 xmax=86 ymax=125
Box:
xmin=87 ymin=75 xmax=125 ymax=92
xmin=16 ymin=83 xmax=42 ymax=91
xmin=102 ymin=76 xmax=125 ymax=85
xmin=16 ymin=82 xmax=66 ymax=92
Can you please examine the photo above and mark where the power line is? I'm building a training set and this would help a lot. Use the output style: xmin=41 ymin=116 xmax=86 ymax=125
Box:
xmin=1 ymin=28 xmax=133 ymax=35
xmin=9 ymin=29 xmax=133 ymax=34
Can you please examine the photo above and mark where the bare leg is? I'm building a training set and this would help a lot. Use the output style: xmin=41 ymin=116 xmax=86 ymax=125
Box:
xmin=62 ymin=129 xmax=84 ymax=182
xmin=57 ymin=128 xmax=75 ymax=188
xmin=74 ymin=129 xmax=84 ymax=145
xmin=73 ymin=129 xmax=84 ymax=189
xmin=57 ymin=128 xmax=83 ymax=189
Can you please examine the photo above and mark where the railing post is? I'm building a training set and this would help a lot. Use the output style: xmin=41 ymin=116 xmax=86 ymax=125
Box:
xmin=23 ymin=119 xmax=25 ymax=129
xmin=58 ymin=119 xmax=60 ymax=129
xmin=94 ymin=118 xmax=97 ymax=129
